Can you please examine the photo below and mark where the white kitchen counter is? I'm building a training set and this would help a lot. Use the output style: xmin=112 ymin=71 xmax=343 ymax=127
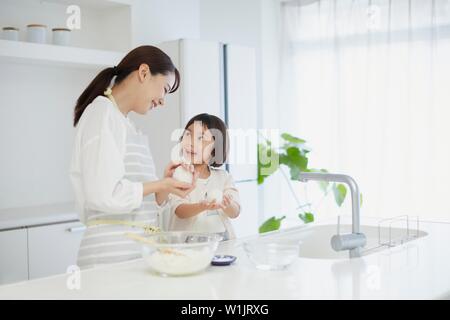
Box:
xmin=1 ymin=218 xmax=450 ymax=300
xmin=0 ymin=202 xmax=79 ymax=231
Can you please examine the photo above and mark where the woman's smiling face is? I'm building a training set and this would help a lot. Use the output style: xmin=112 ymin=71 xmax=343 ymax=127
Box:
xmin=134 ymin=64 xmax=175 ymax=114
xmin=181 ymin=121 xmax=215 ymax=165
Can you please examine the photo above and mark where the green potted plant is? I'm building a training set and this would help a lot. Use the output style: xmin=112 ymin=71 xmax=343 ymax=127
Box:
xmin=257 ymin=132 xmax=362 ymax=233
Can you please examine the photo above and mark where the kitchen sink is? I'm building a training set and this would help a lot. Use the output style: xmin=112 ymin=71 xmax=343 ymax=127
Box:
xmin=259 ymin=223 xmax=428 ymax=260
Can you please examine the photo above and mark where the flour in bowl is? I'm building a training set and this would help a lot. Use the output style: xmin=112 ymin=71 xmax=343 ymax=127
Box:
xmin=145 ymin=247 xmax=213 ymax=276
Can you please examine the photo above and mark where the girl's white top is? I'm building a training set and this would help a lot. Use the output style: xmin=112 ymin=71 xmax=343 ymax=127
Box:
xmin=167 ymin=167 xmax=240 ymax=238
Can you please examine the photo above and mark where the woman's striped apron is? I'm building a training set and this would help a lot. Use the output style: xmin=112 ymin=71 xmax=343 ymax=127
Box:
xmin=77 ymin=94 xmax=160 ymax=269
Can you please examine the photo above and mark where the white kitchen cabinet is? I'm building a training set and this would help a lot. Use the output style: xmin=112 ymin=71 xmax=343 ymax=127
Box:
xmin=27 ymin=221 xmax=85 ymax=280
xmin=225 ymin=44 xmax=258 ymax=182
xmin=226 ymin=44 xmax=259 ymax=237
xmin=231 ymin=181 xmax=259 ymax=238
xmin=0 ymin=228 xmax=28 ymax=285
xmin=178 ymin=40 xmax=225 ymax=122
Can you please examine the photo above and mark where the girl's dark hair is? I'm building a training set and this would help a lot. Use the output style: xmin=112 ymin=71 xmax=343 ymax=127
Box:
xmin=183 ymin=113 xmax=229 ymax=167
xmin=73 ymin=45 xmax=180 ymax=127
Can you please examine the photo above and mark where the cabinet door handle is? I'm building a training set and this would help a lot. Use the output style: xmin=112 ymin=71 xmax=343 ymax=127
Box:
xmin=67 ymin=226 xmax=86 ymax=233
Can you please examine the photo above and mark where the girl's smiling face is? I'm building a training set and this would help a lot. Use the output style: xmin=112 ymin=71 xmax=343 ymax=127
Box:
xmin=181 ymin=121 xmax=215 ymax=165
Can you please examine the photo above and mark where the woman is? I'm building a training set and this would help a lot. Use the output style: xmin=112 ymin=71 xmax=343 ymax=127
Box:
xmin=69 ymin=45 xmax=196 ymax=269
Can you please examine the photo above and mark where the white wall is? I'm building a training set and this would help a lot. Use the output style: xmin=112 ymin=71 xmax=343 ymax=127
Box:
xmin=199 ymin=0 xmax=260 ymax=47
xmin=131 ymin=0 xmax=200 ymax=45
xmin=0 ymin=63 xmax=96 ymax=209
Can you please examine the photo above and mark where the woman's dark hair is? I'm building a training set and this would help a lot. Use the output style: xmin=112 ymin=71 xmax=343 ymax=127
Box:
xmin=183 ymin=113 xmax=229 ymax=167
xmin=73 ymin=45 xmax=180 ymax=126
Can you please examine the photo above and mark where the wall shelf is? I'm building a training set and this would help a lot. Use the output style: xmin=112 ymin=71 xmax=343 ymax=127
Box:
xmin=45 ymin=0 xmax=134 ymax=9
xmin=0 ymin=0 xmax=132 ymax=52
xmin=0 ymin=39 xmax=124 ymax=69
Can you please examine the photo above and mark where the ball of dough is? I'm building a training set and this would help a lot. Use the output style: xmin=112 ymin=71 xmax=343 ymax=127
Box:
xmin=206 ymin=189 xmax=223 ymax=203
xmin=173 ymin=166 xmax=193 ymax=184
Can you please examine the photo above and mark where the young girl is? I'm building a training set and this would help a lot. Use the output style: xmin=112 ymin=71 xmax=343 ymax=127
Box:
xmin=168 ymin=113 xmax=241 ymax=240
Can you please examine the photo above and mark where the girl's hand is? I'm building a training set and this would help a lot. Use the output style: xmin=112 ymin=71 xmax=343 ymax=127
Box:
xmin=198 ymin=194 xmax=234 ymax=211
xmin=163 ymin=161 xmax=194 ymax=178
xmin=221 ymin=194 xmax=233 ymax=209
xmin=221 ymin=194 xmax=240 ymax=219
xmin=199 ymin=199 xmax=225 ymax=211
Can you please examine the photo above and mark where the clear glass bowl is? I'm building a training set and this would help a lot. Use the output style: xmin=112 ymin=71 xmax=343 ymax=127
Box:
xmin=243 ymin=240 xmax=300 ymax=271
xmin=139 ymin=232 xmax=222 ymax=276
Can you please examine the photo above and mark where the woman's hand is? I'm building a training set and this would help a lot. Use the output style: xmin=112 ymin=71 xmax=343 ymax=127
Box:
xmin=159 ymin=177 xmax=196 ymax=198
xmin=163 ymin=161 xmax=194 ymax=178
xmin=152 ymin=170 xmax=198 ymax=205
xmin=155 ymin=162 xmax=196 ymax=205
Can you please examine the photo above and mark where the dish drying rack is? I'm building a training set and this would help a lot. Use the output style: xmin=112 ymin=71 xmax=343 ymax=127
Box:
xmin=376 ymin=215 xmax=420 ymax=247
xmin=354 ymin=215 xmax=421 ymax=255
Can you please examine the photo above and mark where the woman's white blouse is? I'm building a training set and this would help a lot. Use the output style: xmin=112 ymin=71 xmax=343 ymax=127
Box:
xmin=70 ymin=96 xmax=145 ymax=223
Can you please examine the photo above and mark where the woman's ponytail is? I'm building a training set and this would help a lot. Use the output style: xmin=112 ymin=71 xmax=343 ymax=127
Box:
xmin=73 ymin=45 xmax=180 ymax=127
xmin=73 ymin=67 xmax=115 ymax=126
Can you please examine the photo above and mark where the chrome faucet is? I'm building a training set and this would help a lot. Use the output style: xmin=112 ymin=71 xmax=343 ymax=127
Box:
xmin=298 ymin=172 xmax=366 ymax=258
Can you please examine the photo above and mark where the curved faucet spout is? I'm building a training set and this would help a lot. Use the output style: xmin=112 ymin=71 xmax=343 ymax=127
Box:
xmin=297 ymin=172 xmax=366 ymax=258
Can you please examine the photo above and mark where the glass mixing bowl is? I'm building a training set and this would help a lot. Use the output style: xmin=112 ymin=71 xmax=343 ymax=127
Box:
xmin=243 ymin=239 xmax=300 ymax=271
xmin=139 ymin=232 xmax=222 ymax=276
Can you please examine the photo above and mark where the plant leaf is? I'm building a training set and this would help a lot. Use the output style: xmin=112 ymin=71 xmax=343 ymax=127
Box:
xmin=289 ymin=166 xmax=302 ymax=181
xmin=318 ymin=181 xmax=329 ymax=193
xmin=280 ymin=147 xmax=308 ymax=181
xmin=299 ymin=212 xmax=314 ymax=223
xmin=258 ymin=216 xmax=286 ymax=233
xmin=333 ymin=183 xmax=347 ymax=207
xmin=257 ymin=142 xmax=279 ymax=185
xmin=280 ymin=133 xmax=311 ymax=156
xmin=281 ymin=133 xmax=306 ymax=144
